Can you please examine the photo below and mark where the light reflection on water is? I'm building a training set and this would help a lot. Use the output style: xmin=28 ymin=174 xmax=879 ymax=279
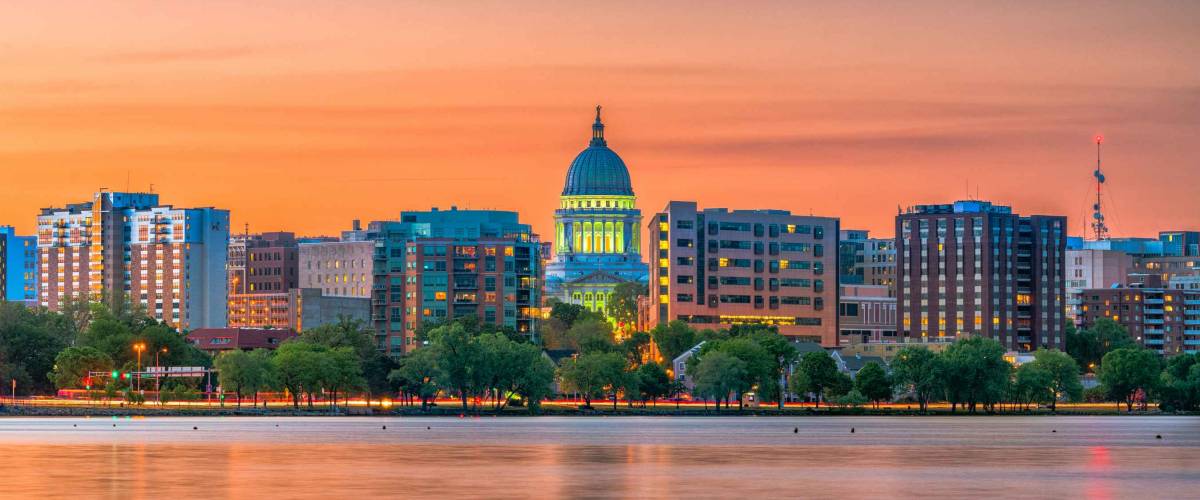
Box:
xmin=1 ymin=416 xmax=1197 ymax=499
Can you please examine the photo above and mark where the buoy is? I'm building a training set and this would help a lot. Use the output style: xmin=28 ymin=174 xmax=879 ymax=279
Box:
xmin=793 ymin=427 xmax=798 ymax=434
xmin=112 ymin=424 xmax=116 ymax=427
xmin=73 ymin=424 xmax=77 ymax=428
xmin=850 ymin=428 xmax=855 ymax=433
xmin=427 ymin=426 xmax=431 ymax=430
xmin=1052 ymin=429 xmax=1057 ymax=433
xmin=382 ymin=425 xmax=387 ymax=430
xmin=193 ymin=426 xmax=198 ymax=430
xmin=1156 ymin=435 xmax=1163 ymax=439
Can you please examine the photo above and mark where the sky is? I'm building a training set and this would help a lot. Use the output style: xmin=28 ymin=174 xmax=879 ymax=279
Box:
xmin=2 ymin=1 xmax=1198 ymax=240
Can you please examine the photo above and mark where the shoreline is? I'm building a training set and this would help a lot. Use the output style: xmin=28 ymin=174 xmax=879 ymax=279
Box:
xmin=1 ymin=404 xmax=1183 ymax=418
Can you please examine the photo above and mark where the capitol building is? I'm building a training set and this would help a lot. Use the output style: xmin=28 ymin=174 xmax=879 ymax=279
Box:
xmin=544 ymin=107 xmax=648 ymax=316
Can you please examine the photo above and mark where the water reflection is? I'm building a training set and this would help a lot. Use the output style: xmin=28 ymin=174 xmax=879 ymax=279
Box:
xmin=1 ymin=416 xmax=1197 ymax=499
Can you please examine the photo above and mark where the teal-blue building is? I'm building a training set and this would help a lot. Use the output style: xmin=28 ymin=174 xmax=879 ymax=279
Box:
xmin=0 ymin=226 xmax=38 ymax=304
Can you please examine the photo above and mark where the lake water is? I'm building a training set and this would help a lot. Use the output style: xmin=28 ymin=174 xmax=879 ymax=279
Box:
xmin=0 ymin=416 xmax=1197 ymax=499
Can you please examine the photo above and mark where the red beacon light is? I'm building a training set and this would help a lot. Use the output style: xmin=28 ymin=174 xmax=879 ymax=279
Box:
xmin=1095 ymin=135 xmax=1103 ymax=144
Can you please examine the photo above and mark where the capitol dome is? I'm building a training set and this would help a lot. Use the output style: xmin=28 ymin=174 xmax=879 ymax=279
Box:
xmin=561 ymin=106 xmax=634 ymax=196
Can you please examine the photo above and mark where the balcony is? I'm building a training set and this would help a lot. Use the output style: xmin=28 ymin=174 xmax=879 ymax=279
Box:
xmin=1144 ymin=338 xmax=1165 ymax=346
xmin=1145 ymin=318 xmax=1165 ymax=325
xmin=1144 ymin=328 xmax=1164 ymax=335
xmin=1145 ymin=298 xmax=1165 ymax=305
xmin=1185 ymin=319 xmax=1200 ymax=326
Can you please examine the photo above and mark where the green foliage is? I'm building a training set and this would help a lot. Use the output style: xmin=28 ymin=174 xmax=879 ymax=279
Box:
xmin=832 ymin=389 xmax=867 ymax=409
xmin=853 ymin=362 xmax=892 ymax=408
xmin=690 ymin=350 xmax=748 ymax=410
xmin=1013 ymin=363 xmax=1055 ymax=409
xmin=635 ymin=362 xmax=672 ymax=407
xmin=389 ymin=347 xmax=439 ymax=409
xmin=272 ymin=341 xmax=326 ymax=408
xmin=0 ymin=302 xmax=72 ymax=395
xmin=49 ymin=346 xmax=113 ymax=390
xmin=796 ymin=351 xmax=840 ymax=408
xmin=890 ymin=347 xmax=943 ymax=412
xmin=566 ymin=318 xmax=616 ymax=355
xmin=787 ymin=369 xmax=811 ymax=402
xmin=650 ymin=320 xmax=698 ymax=363
xmin=1158 ymin=353 xmax=1200 ymax=412
xmin=558 ymin=351 xmax=625 ymax=408
xmin=609 ymin=282 xmax=647 ymax=327
xmin=940 ymin=337 xmax=1011 ymax=413
xmin=215 ymin=349 xmax=272 ymax=407
xmin=1099 ymin=347 xmax=1161 ymax=411
xmin=1029 ymin=349 xmax=1083 ymax=409
xmin=1067 ymin=319 xmax=1135 ymax=372
xmin=619 ymin=331 xmax=652 ymax=367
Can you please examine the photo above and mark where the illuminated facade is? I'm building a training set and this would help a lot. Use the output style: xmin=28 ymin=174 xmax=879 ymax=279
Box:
xmin=896 ymin=200 xmax=1066 ymax=351
xmin=226 ymin=287 xmax=369 ymax=331
xmin=1078 ymin=275 xmax=1200 ymax=355
xmin=364 ymin=208 xmax=542 ymax=355
xmin=299 ymin=240 xmax=374 ymax=298
xmin=648 ymin=201 xmax=841 ymax=346
xmin=0 ymin=226 xmax=37 ymax=303
xmin=545 ymin=107 xmax=648 ymax=316
xmin=37 ymin=191 xmax=229 ymax=329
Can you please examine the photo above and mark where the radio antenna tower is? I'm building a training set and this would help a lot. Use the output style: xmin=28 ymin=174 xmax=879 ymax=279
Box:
xmin=1091 ymin=135 xmax=1110 ymax=241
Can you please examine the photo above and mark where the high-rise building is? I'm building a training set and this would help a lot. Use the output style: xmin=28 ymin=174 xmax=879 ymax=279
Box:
xmin=37 ymin=191 xmax=229 ymax=329
xmin=0 ymin=226 xmax=37 ymax=303
xmin=647 ymin=201 xmax=840 ymax=346
xmin=896 ymin=200 xmax=1066 ymax=351
xmin=544 ymin=107 xmax=648 ymax=317
xmin=362 ymin=208 xmax=542 ymax=355
xmin=1065 ymin=249 xmax=1133 ymax=324
xmin=1078 ymin=275 xmax=1200 ymax=355
xmin=1159 ymin=231 xmax=1200 ymax=257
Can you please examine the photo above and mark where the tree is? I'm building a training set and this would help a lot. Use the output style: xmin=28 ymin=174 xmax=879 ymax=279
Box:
xmin=510 ymin=345 xmax=556 ymax=414
xmin=853 ymin=362 xmax=892 ymax=409
xmin=0 ymin=302 xmax=70 ymax=395
xmin=1028 ymin=349 xmax=1083 ymax=410
xmin=788 ymin=369 xmax=811 ymax=404
xmin=215 ymin=350 xmax=256 ymax=407
xmin=940 ymin=337 xmax=1011 ymax=413
xmin=1068 ymin=319 xmax=1135 ymax=372
xmin=796 ymin=351 xmax=839 ymax=408
xmin=567 ymin=318 xmax=616 ymax=354
xmin=700 ymin=337 xmax=774 ymax=410
xmin=273 ymin=341 xmax=324 ymax=408
xmin=609 ymin=282 xmax=647 ymax=329
xmin=1158 ymin=353 xmax=1200 ymax=412
xmin=321 ymin=347 xmax=365 ymax=411
xmin=1099 ymin=347 xmax=1161 ymax=411
xmin=1013 ymin=363 xmax=1055 ymax=410
xmin=890 ymin=347 xmax=942 ymax=412
xmin=390 ymin=348 xmax=439 ymax=409
xmin=49 ymin=346 xmax=113 ymax=390
xmin=619 ymin=331 xmax=652 ymax=367
xmin=636 ymin=362 xmax=671 ymax=408
xmin=650 ymin=321 xmax=698 ymax=364
xmin=747 ymin=332 xmax=799 ymax=409
xmin=558 ymin=352 xmax=625 ymax=409
xmin=427 ymin=323 xmax=485 ymax=412
xmin=690 ymin=350 xmax=748 ymax=411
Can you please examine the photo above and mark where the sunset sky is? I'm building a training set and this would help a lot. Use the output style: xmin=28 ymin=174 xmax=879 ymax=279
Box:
xmin=2 ymin=1 xmax=1198 ymax=241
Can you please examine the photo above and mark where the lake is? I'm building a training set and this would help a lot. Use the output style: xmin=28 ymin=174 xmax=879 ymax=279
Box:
xmin=1 ymin=416 xmax=1197 ymax=499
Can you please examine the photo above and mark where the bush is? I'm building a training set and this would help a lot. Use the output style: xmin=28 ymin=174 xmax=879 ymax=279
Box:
xmin=1083 ymin=386 xmax=1106 ymax=403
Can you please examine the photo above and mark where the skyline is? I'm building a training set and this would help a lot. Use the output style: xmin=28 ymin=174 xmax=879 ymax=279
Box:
xmin=4 ymin=1 xmax=1200 ymax=240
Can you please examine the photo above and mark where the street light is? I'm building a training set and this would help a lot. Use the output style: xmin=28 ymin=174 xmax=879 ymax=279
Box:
xmin=156 ymin=347 xmax=168 ymax=404
xmin=133 ymin=342 xmax=147 ymax=392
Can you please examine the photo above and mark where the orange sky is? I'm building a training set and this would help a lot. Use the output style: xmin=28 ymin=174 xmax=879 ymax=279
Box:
xmin=2 ymin=1 xmax=1198 ymax=241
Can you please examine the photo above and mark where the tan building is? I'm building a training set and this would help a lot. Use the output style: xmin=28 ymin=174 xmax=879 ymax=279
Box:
xmin=838 ymin=284 xmax=897 ymax=345
xmin=299 ymin=240 xmax=374 ymax=298
xmin=1066 ymin=249 xmax=1132 ymax=324
xmin=648 ymin=201 xmax=840 ymax=346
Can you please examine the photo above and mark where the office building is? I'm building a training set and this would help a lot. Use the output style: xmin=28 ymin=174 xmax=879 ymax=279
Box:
xmin=839 ymin=229 xmax=895 ymax=294
xmin=544 ymin=107 xmax=648 ymax=317
xmin=37 ymin=191 xmax=229 ymax=329
xmin=896 ymin=200 xmax=1066 ymax=351
xmin=648 ymin=201 xmax=840 ymax=346
xmin=226 ymin=287 xmax=369 ymax=331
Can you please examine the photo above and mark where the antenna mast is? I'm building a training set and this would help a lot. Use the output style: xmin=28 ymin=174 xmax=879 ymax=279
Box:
xmin=1091 ymin=135 xmax=1109 ymax=241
